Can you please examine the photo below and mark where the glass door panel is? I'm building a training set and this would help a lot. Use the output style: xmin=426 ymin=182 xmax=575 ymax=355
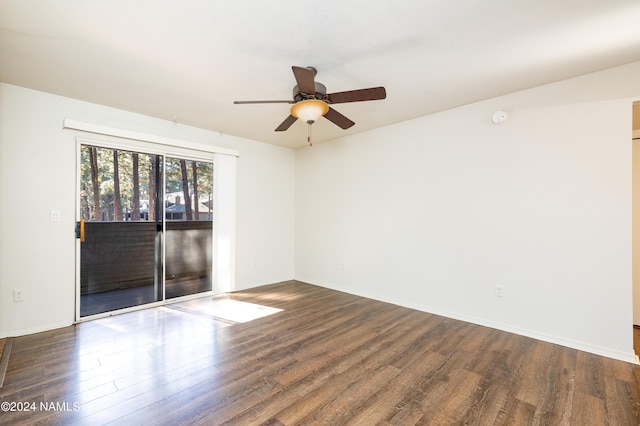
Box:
xmin=79 ymin=145 xmax=163 ymax=317
xmin=164 ymin=157 xmax=213 ymax=299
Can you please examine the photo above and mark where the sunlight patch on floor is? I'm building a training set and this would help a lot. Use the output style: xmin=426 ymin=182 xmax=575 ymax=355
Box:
xmin=237 ymin=291 xmax=303 ymax=303
xmin=190 ymin=298 xmax=283 ymax=323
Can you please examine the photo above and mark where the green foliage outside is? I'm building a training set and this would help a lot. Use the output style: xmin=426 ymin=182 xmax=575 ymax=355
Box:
xmin=80 ymin=145 xmax=213 ymax=221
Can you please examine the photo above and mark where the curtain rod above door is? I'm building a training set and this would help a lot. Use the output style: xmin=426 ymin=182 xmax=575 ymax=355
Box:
xmin=63 ymin=119 xmax=239 ymax=157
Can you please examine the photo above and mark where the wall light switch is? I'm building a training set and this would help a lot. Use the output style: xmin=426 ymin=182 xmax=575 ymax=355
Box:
xmin=50 ymin=210 xmax=61 ymax=222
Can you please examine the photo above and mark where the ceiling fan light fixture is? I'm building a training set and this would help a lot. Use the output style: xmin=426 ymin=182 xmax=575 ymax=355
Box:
xmin=290 ymin=99 xmax=329 ymax=124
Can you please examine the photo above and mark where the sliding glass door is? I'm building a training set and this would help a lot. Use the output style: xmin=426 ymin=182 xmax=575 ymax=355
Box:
xmin=78 ymin=143 xmax=214 ymax=318
xmin=164 ymin=156 xmax=213 ymax=299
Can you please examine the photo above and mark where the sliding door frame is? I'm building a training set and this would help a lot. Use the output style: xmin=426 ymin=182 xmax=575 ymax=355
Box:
xmin=73 ymin=130 xmax=235 ymax=322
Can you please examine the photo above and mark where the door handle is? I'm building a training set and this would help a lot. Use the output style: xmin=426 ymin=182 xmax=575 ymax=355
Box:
xmin=75 ymin=219 xmax=85 ymax=242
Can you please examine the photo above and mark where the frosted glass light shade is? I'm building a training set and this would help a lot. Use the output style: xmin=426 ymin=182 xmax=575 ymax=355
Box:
xmin=290 ymin=99 xmax=329 ymax=124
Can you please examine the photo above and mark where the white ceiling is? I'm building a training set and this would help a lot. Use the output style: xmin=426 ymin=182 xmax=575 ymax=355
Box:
xmin=2 ymin=1 xmax=640 ymax=149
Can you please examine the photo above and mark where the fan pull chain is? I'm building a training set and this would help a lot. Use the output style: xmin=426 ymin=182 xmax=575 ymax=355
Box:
xmin=307 ymin=123 xmax=313 ymax=146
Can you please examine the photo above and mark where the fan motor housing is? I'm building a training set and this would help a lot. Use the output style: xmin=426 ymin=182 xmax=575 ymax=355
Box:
xmin=293 ymin=82 xmax=327 ymax=102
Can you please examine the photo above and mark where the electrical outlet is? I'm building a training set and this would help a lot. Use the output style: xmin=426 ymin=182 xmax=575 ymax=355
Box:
xmin=495 ymin=285 xmax=504 ymax=298
xmin=13 ymin=289 xmax=24 ymax=302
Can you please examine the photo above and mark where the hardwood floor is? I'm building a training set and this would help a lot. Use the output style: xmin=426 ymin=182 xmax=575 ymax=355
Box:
xmin=1 ymin=281 xmax=639 ymax=425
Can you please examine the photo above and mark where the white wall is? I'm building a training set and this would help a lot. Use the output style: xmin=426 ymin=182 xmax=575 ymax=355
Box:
xmin=0 ymin=83 xmax=295 ymax=338
xmin=295 ymin=61 xmax=640 ymax=363
xmin=633 ymin=138 xmax=640 ymax=326
xmin=236 ymin=137 xmax=295 ymax=287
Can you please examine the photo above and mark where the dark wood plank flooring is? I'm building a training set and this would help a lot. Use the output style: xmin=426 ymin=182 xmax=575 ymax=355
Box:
xmin=1 ymin=281 xmax=639 ymax=425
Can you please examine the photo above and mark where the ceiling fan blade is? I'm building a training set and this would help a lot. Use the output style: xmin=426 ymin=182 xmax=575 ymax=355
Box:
xmin=292 ymin=66 xmax=316 ymax=95
xmin=275 ymin=114 xmax=298 ymax=132
xmin=234 ymin=100 xmax=293 ymax=104
xmin=327 ymin=87 xmax=386 ymax=104
xmin=324 ymin=107 xmax=355 ymax=129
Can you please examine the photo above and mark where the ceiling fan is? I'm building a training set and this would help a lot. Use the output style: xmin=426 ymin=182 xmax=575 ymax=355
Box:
xmin=234 ymin=66 xmax=386 ymax=144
